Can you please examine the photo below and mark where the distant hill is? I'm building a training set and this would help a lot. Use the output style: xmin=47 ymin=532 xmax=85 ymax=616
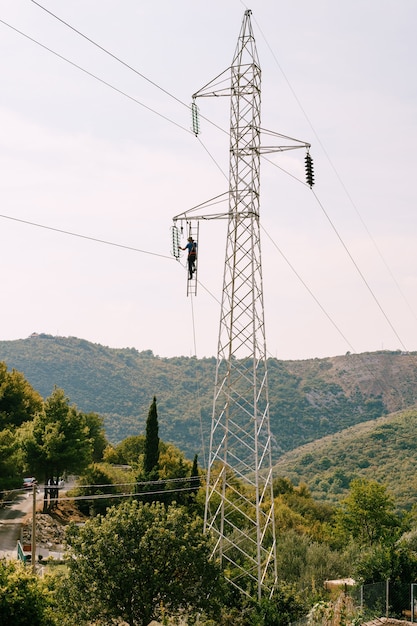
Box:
xmin=273 ymin=406 xmax=417 ymax=511
xmin=1 ymin=335 xmax=417 ymax=463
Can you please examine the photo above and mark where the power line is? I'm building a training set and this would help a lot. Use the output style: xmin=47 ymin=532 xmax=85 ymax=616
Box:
xmin=261 ymin=224 xmax=357 ymax=354
xmin=0 ymin=212 xmax=173 ymax=260
xmin=0 ymin=18 xmax=192 ymax=136
xmin=29 ymin=1 xmax=229 ymax=138
xmin=261 ymin=223 xmax=404 ymax=404
xmin=0 ymin=487 xmax=199 ymax=507
xmin=3 ymin=7 xmax=412 ymax=363
xmin=30 ymin=0 xmax=189 ymax=112
xmin=250 ymin=10 xmax=417 ymax=326
xmin=311 ymin=190 xmax=409 ymax=353
xmin=60 ymin=485 xmax=198 ymax=503
xmin=0 ymin=475 xmax=203 ymax=505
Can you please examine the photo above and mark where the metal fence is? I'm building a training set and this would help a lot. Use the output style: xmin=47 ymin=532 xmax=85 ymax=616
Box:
xmin=350 ymin=580 xmax=415 ymax=621
xmin=291 ymin=581 xmax=417 ymax=626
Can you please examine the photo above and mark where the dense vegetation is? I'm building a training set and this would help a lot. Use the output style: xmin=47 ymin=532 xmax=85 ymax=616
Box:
xmin=273 ymin=407 xmax=417 ymax=510
xmin=3 ymin=361 xmax=417 ymax=624
xmin=1 ymin=336 xmax=417 ymax=461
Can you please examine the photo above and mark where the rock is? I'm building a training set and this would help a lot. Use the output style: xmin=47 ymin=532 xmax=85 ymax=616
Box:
xmin=22 ymin=513 xmax=66 ymax=549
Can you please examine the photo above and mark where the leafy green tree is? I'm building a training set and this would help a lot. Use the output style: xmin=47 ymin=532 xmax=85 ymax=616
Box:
xmin=0 ymin=362 xmax=43 ymax=429
xmin=75 ymin=463 xmax=119 ymax=516
xmin=102 ymin=443 xmax=119 ymax=463
xmin=249 ymin=583 xmax=306 ymax=626
xmin=62 ymin=499 xmax=223 ymax=626
xmin=0 ymin=560 xmax=56 ymax=626
xmin=144 ymin=396 xmax=159 ymax=475
xmin=82 ymin=412 xmax=107 ymax=462
xmin=0 ymin=428 xmax=23 ymax=492
xmin=334 ymin=478 xmax=401 ymax=546
xmin=273 ymin=476 xmax=295 ymax=496
xmin=19 ymin=387 xmax=93 ymax=511
xmin=116 ymin=434 xmax=146 ymax=465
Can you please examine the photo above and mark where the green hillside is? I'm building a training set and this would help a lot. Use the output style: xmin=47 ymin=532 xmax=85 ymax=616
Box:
xmin=1 ymin=335 xmax=417 ymax=462
xmin=273 ymin=406 xmax=417 ymax=510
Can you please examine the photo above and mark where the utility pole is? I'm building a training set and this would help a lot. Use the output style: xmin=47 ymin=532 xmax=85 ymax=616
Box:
xmin=172 ymin=10 xmax=312 ymax=599
xmin=32 ymin=481 xmax=36 ymax=573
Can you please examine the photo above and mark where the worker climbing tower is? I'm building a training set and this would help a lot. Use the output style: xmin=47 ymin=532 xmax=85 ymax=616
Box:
xmin=172 ymin=10 xmax=312 ymax=599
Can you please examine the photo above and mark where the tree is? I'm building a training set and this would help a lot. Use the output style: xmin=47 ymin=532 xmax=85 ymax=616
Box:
xmin=0 ymin=428 xmax=23 ymax=492
xmin=0 ymin=362 xmax=43 ymax=429
xmin=62 ymin=499 xmax=223 ymax=626
xmin=115 ymin=434 xmax=146 ymax=465
xmin=334 ymin=478 xmax=401 ymax=546
xmin=249 ymin=583 xmax=306 ymax=626
xmin=190 ymin=453 xmax=201 ymax=494
xmin=144 ymin=396 xmax=159 ymax=475
xmin=82 ymin=411 xmax=107 ymax=462
xmin=136 ymin=397 xmax=161 ymax=502
xmin=75 ymin=463 xmax=119 ymax=516
xmin=0 ymin=560 xmax=55 ymax=626
xmin=20 ymin=387 xmax=93 ymax=511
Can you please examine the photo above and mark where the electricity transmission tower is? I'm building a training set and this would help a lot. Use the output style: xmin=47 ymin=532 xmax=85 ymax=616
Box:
xmin=172 ymin=10 xmax=312 ymax=599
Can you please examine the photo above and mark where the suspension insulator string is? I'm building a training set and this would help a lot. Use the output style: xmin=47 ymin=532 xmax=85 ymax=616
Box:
xmin=171 ymin=224 xmax=180 ymax=259
xmin=305 ymin=151 xmax=315 ymax=188
xmin=191 ymin=99 xmax=200 ymax=136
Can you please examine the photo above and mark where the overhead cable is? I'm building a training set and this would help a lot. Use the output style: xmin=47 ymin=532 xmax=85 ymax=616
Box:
xmin=29 ymin=1 xmax=228 ymax=137
xmin=311 ymin=190 xmax=409 ymax=353
xmin=251 ymin=10 xmax=417 ymax=324
xmin=0 ymin=212 xmax=173 ymax=260
xmin=0 ymin=18 xmax=191 ymax=135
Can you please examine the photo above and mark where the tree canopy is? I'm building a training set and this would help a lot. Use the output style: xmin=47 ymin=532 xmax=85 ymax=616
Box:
xmin=63 ymin=499 xmax=223 ymax=626
xmin=0 ymin=361 xmax=43 ymax=429
xmin=0 ymin=560 xmax=55 ymax=626
xmin=334 ymin=478 xmax=401 ymax=546
xmin=144 ymin=395 xmax=159 ymax=475
xmin=19 ymin=387 xmax=94 ymax=510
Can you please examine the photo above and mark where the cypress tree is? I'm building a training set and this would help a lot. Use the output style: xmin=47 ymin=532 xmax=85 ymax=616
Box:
xmin=190 ymin=454 xmax=200 ymax=494
xmin=144 ymin=396 xmax=160 ymax=476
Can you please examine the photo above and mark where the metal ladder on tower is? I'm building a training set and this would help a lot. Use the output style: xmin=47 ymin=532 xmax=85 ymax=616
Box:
xmin=186 ymin=221 xmax=199 ymax=297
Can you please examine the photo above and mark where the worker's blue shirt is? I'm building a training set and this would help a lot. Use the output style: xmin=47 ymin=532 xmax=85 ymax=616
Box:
xmin=186 ymin=241 xmax=197 ymax=255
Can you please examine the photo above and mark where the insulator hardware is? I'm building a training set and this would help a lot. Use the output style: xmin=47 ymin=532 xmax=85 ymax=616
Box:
xmin=191 ymin=100 xmax=200 ymax=136
xmin=305 ymin=152 xmax=315 ymax=188
xmin=171 ymin=225 xmax=180 ymax=259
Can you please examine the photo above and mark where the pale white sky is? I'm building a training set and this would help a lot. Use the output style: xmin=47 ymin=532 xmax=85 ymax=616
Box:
xmin=0 ymin=0 xmax=416 ymax=360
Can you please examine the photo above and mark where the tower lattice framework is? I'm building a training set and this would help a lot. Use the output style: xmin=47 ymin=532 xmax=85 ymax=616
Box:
xmin=204 ymin=11 xmax=276 ymax=599
xmin=172 ymin=9 xmax=311 ymax=599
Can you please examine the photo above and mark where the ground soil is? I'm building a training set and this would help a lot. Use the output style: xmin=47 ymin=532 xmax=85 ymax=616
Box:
xmin=21 ymin=499 xmax=88 ymax=549
xmin=47 ymin=500 xmax=88 ymax=525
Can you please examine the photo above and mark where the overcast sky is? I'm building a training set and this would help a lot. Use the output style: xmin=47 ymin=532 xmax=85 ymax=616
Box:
xmin=0 ymin=0 xmax=416 ymax=360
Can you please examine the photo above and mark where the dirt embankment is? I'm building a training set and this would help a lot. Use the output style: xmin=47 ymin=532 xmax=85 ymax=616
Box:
xmin=22 ymin=501 xmax=88 ymax=549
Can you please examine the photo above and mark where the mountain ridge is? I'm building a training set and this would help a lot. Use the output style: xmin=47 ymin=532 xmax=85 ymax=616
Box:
xmin=1 ymin=335 xmax=416 ymax=464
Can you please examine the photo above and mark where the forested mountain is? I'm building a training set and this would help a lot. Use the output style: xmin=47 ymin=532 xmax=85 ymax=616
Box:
xmin=273 ymin=406 xmax=417 ymax=511
xmin=1 ymin=334 xmax=417 ymax=462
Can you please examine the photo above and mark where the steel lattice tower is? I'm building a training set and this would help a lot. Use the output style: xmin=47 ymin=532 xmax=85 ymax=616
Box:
xmin=172 ymin=9 xmax=312 ymax=599
xmin=204 ymin=11 xmax=276 ymax=599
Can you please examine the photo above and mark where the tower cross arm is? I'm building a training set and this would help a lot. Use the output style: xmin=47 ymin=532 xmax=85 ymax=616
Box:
xmin=172 ymin=192 xmax=230 ymax=223
xmin=259 ymin=128 xmax=311 ymax=153
xmin=192 ymin=66 xmax=233 ymax=100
